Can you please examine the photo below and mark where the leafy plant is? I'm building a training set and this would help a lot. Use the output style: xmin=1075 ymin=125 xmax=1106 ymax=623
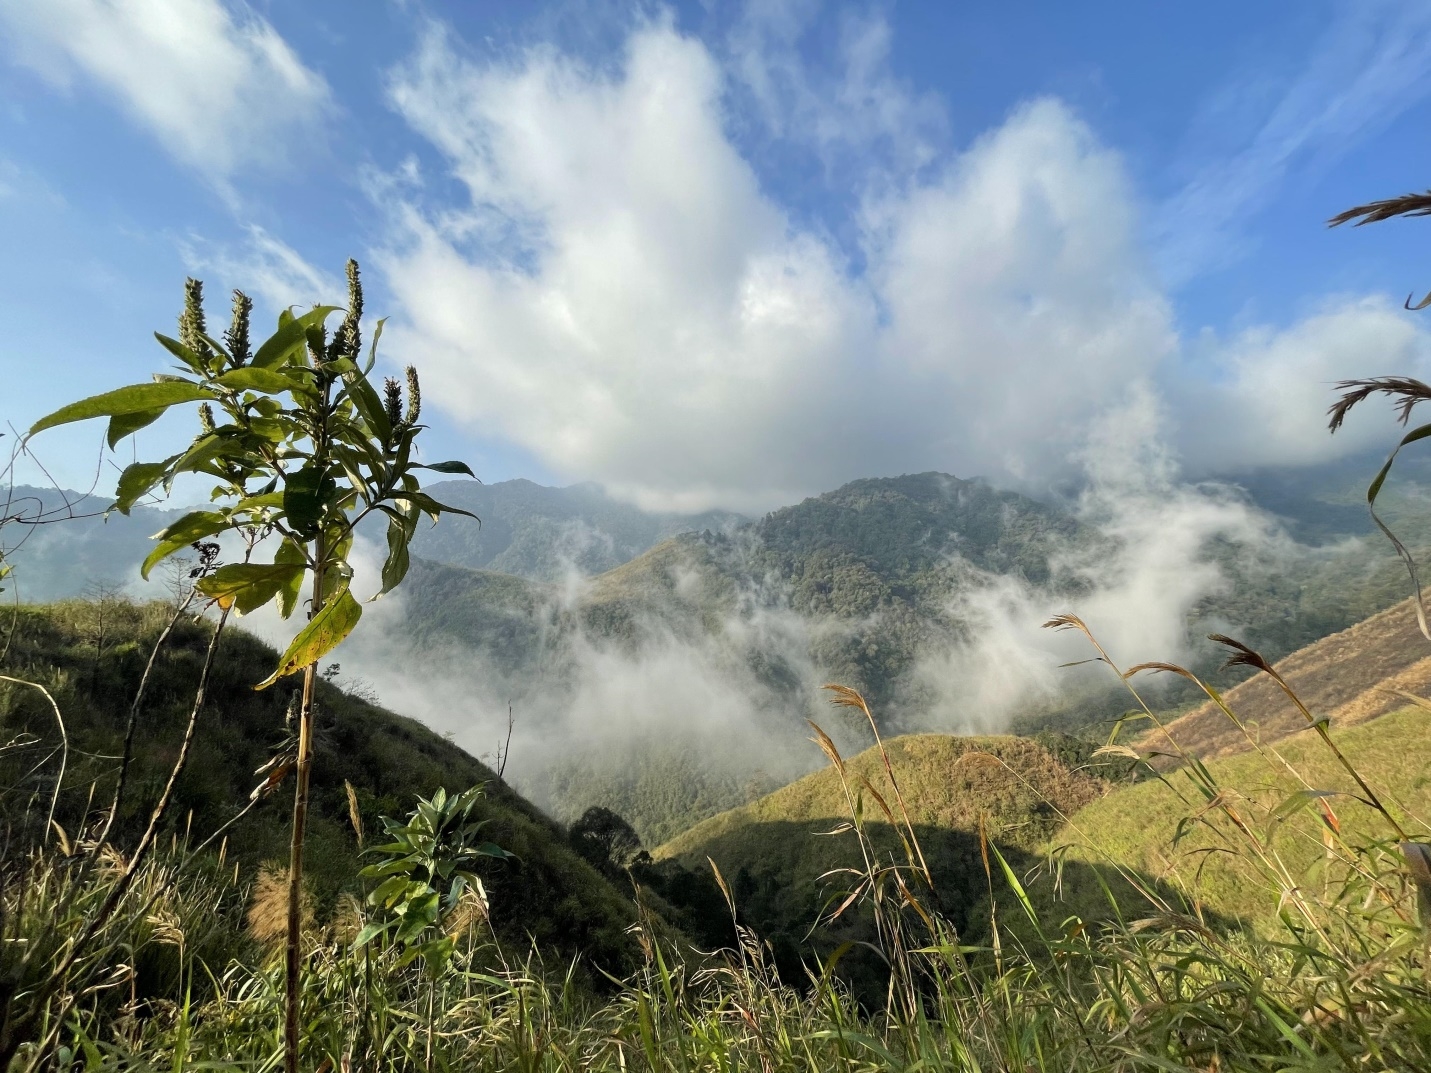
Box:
xmin=358 ymin=785 xmax=511 ymax=1068
xmin=24 ymin=262 xmax=476 ymax=1073
xmin=358 ymin=785 xmax=511 ymax=966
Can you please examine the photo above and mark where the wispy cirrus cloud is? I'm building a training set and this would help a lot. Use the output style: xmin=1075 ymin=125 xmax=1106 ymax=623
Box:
xmin=179 ymin=224 xmax=341 ymax=315
xmin=0 ymin=0 xmax=332 ymax=192
xmin=1153 ymin=1 xmax=1431 ymax=285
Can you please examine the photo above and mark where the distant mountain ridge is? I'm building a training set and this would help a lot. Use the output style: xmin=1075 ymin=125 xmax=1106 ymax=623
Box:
xmin=0 ymin=479 xmax=746 ymax=599
xmin=402 ymin=478 xmax=745 ymax=580
xmin=12 ymin=461 xmax=1431 ymax=847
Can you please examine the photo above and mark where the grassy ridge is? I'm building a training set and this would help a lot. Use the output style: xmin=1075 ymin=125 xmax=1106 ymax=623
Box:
xmin=1054 ymin=704 xmax=1431 ymax=925
xmin=653 ymin=731 xmax=1125 ymax=995
xmin=1140 ymin=595 xmax=1431 ymax=760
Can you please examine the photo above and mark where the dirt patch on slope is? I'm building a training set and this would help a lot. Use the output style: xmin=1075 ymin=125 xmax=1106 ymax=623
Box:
xmin=1140 ymin=596 xmax=1431 ymax=760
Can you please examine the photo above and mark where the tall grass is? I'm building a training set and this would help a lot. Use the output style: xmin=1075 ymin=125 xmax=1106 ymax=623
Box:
xmin=7 ymin=621 xmax=1431 ymax=1071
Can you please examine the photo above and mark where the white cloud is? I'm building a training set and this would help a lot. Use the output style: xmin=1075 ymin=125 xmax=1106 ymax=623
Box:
xmin=379 ymin=25 xmax=1184 ymax=510
xmin=383 ymin=22 xmax=878 ymax=512
xmin=727 ymin=0 xmax=945 ymax=175
xmin=181 ymin=224 xmax=342 ymax=314
xmin=1177 ymin=297 xmax=1431 ymax=473
xmin=376 ymin=17 xmax=1431 ymax=514
xmin=0 ymin=0 xmax=332 ymax=187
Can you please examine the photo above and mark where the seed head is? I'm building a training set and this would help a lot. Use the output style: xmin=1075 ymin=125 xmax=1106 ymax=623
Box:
xmin=198 ymin=403 xmax=216 ymax=433
xmin=225 ymin=290 xmax=252 ymax=366
xmin=330 ymin=259 xmax=363 ymax=361
xmin=306 ymin=323 xmax=327 ymax=366
xmin=179 ymin=278 xmax=211 ymax=360
xmin=403 ymin=366 xmax=421 ymax=428
xmin=383 ymin=377 xmax=403 ymax=432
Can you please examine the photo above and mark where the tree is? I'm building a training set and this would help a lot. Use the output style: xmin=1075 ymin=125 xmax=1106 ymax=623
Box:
xmin=569 ymin=806 xmax=644 ymax=875
xmin=25 ymin=262 xmax=476 ymax=1073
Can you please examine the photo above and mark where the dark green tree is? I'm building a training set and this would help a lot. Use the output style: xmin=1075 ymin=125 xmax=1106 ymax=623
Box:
xmin=569 ymin=805 xmax=644 ymax=875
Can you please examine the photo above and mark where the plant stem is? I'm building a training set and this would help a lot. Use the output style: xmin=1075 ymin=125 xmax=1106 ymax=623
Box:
xmin=285 ymin=536 xmax=325 ymax=1073
xmin=97 ymin=588 xmax=197 ymax=850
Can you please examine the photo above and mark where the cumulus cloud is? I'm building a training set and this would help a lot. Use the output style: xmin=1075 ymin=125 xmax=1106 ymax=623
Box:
xmin=379 ymin=23 xmax=1183 ymax=510
xmin=1177 ymin=297 xmax=1431 ymax=473
xmin=0 ymin=0 xmax=331 ymax=187
xmin=375 ymin=16 xmax=1431 ymax=514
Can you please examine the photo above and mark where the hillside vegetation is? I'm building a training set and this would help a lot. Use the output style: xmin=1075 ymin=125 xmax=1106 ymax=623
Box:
xmin=0 ymin=599 xmax=645 ymax=973
xmin=394 ymin=471 xmax=1431 ymax=841
xmin=1055 ymin=704 xmax=1431 ymax=926
xmin=653 ymin=729 xmax=1127 ymax=993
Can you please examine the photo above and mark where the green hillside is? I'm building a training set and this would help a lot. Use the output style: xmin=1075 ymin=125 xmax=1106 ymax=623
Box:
xmin=394 ymin=470 xmax=1429 ymax=844
xmin=1047 ymin=704 xmax=1431 ymax=927
xmin=652 ymin=730 xmax=1129 ymax=991
xmin=0 ymin=599 xmax=645 ymax=974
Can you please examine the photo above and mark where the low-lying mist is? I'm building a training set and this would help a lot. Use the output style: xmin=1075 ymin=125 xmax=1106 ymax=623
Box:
xmin=20 ymin=425 xmax=1410 ymax=844
xmin=263 ymin=444 xmax=1385 ymax=842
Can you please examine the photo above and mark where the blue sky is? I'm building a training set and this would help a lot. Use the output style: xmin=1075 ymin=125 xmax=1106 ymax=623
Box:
xmin=3 ymin=0 xmax=1431 ymax=511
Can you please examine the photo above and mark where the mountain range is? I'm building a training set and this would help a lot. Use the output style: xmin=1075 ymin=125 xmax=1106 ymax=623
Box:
xmin=9 ymin=450 xmax=1431 ymax=843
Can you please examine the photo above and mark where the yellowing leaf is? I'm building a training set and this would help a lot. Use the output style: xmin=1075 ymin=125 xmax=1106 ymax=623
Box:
xmin=256 ymin=588 xmax=362 ymax=690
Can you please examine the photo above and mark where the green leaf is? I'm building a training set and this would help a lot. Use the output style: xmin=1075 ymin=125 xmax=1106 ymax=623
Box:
xmin=414 ymin=460 xmax=477 ymax=477
xmin=113 ymin=458 xmax=175 ymax=515
xmin=283 ymin=465 xmax=329 ymax=536
xmin=234 ymin=490 xmax=284 ymax=513
xmin=250 ymin=307 xmax=339 ymax=369
xmin=256 ymin=588 xmax=362 ymax=690
xmin=141 ymin=510 xmax=229 ymax=579
xmin=394 ymin=490 xmax=478 ymax=524
xmin=196 ymin=562 xmax=306 ymax=615
xmin=376 ymin=517 xmax=410 ymax=600
xmin=364 ymin=317 xmax=386 ymax=374
xmin=214 ymin=367 xmax=303 ymax=395
xmin=342 ymin=371 xmax=391 ymax=444
xmin=273 ymin=538 xmax=307 ymax=619
xmin=29 ymin=381 xmax=214 ymax=437
xmin=106 ymin=407 xmax=166 ymax=449
xmin=153 ymin=333 xmax=210 ymax=375
xmin=353 ymin=921 xmax=393 ymax=948
xmin=366 ymin=875 xmax=413 ymax=909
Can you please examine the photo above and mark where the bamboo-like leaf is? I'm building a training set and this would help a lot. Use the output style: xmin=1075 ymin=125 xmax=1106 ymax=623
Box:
xmin=256 ymin=588 xmax=362 ymax=690
xmin=29 ymin=381 xmax=213 ymax=437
